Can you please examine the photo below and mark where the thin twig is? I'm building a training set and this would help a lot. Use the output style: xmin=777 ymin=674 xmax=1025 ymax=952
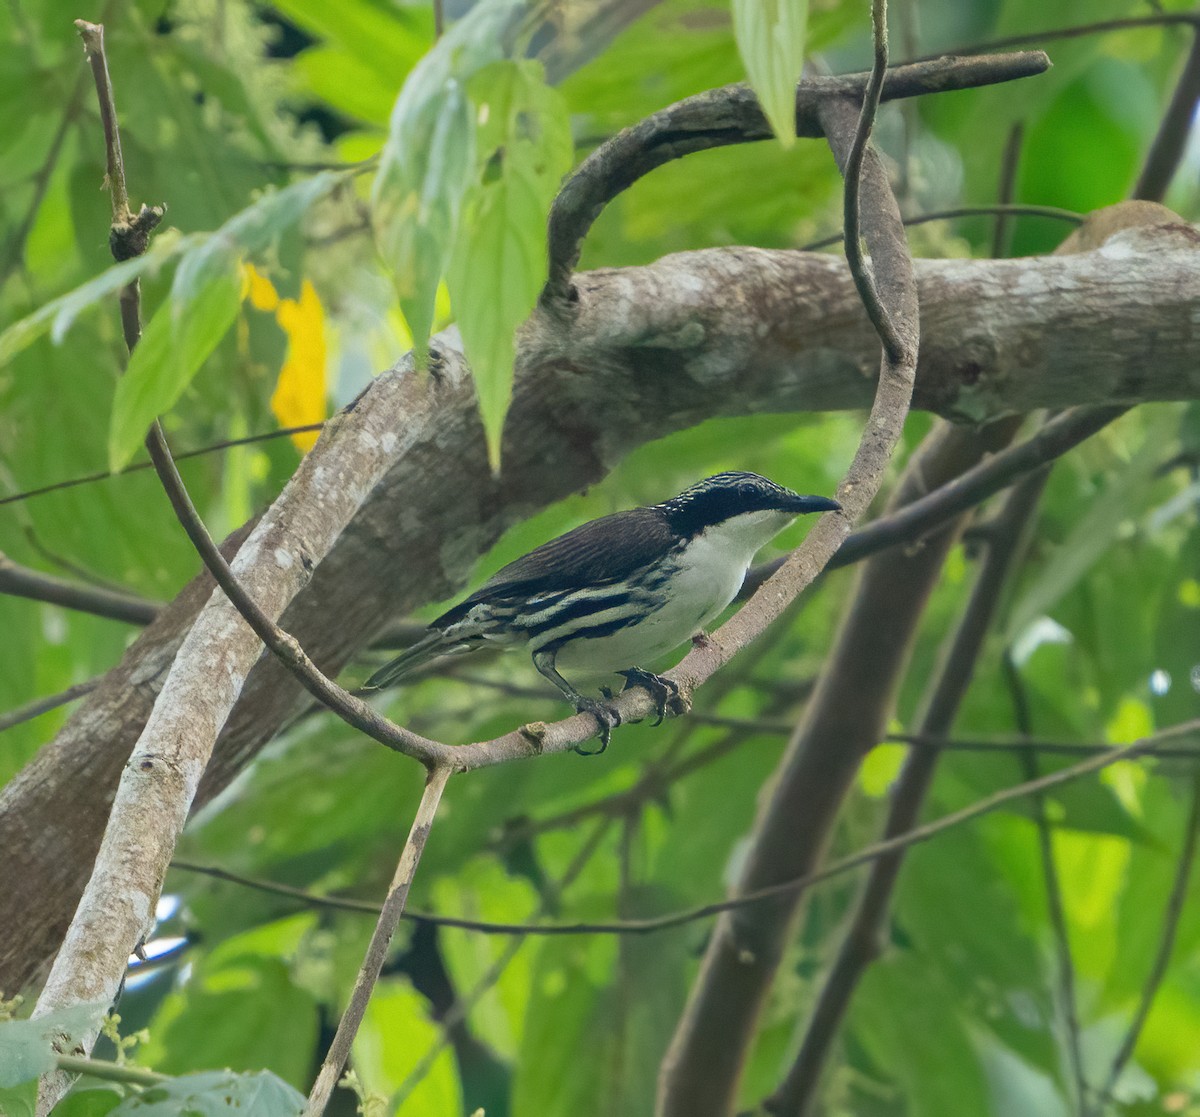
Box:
xmin=77 ymin=21 xmax=128 ymax=221
xmin=1004 ymin=653 xmax=1088 ymax=1115
xmin=914 ymin=13 xmax=1200 ymax=64
xmin=74 ymin=20 xmax=163 ymax=277
xmin=0 ymin=552 xmax=159 ymax=625
xmin=20 ymin=523 xmax=140 ymax=596
xmin=0 ymin=680 xmax=100 ymax=733
xmin=33 ymin=24 xmax=164 ymax=1114
xmin=992 ymin=124 xmax=1025 ymax=258
xmin=390 ymin=816 xmax=613 ymax=1104
xmin=884 ymin=732 xmax=1200 ymax=760
xmin=0 ymin=70 xmax=89 ymax=282
xmin=1135 ymin=26 xmax=1200 ymax=202
xmin=827 ymin=406 xmax=1127 ymax=570
xmin=142 ymin=422 xmax=445 ymax=767
xmin=171 ymin=859 xmax=382 ymax=915
xmin=305 ymin=765 xmax=450 ymax=1116
xmin=839 ymin=0 xmax=903 ymax=362
xmin=799 ymin=203 xmax=1083 ymax=251
xmin=0 ymin=424 xmax=325 ymax=508
xmin=167 ymin=720 xmax=1200 ymax=941
xmin=1098 ymin=770 xmax=1200 ymax=1106
xmin=507 ymin=718 xmax=1199 ymax=939
xmin=54 ymin=1053 xmax=166 ymax=1087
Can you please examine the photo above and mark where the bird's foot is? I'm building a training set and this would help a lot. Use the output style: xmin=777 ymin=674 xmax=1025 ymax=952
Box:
xmin=573 ymin=696 xmax=621 ymax=756
xmin=617 ymin=668 xmax=685 ymax=727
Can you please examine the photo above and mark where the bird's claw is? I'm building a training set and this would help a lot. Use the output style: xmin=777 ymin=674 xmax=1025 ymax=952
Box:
xmin=617 ymin=668 xmax=683 ymax=727
xmin=573 ymin=696 xmax=621 ymax=756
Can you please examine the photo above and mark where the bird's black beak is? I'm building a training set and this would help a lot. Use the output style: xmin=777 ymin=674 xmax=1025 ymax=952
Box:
xmin=792 ymin=495 xmax=842 ymax=514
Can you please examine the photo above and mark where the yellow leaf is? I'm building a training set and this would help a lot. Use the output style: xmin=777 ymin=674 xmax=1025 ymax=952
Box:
xmin=242 ymin=263 xmax=280 ymax=312
xmin=270 ymin=280 xmax=327 ymax=452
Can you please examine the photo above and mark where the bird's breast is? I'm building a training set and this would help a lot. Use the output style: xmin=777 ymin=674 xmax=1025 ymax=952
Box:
xmin=551 ymin=534 xmax=751 ymax=679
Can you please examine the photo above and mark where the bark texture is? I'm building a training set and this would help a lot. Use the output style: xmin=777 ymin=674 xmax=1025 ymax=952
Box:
xmin=2 ymin=224 xmax=1198 ymax=994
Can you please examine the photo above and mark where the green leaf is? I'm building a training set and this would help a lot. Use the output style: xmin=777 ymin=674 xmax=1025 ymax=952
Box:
xmin=0 ymin=173 xmax=339 ymax=372
xmin=107 ymin=174 xmax=342 ymax=471
xmin=731 ymin=0 xmax=809 ymax=147
xmin=0 ymin=1002 xmax=109 ymax=1087
xmin=52 ymin=1089 xmax=122 ymax=1117
xmin=512 ymin=892 xmax=690 ymax=1116
xmin=852 ymin=958 xmax=993 ymax=1117
xmin=107 ymin=1070 xmax=304 ymax=1116
xmin=108 ymin=253 xmax=243 ymax=472
xmin=0 ymin=234 xmax=197 ymax=366
xmin=0 ymin=1081 xmax=36 ymax=1117
xmin=137 ymin=930 xmax=319 ymax=1090
xmin=352 ymin=979 xmax=462 ymax=1114
xmin=371 ymin=0 xmax=534 ymax=357
xmin=211 ymin=173 xmax=342 ymax=262
xmin=374 ymin=82 xmax=474 ymax=356
xmin=448 ymin=60 xmax=573 ymax=470
xmin=1005 ymin=411 xmax=1177 ymax=643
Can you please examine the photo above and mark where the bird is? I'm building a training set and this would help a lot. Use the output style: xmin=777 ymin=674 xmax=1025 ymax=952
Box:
xmin=363 ymin=471 xmax=840 ymax=752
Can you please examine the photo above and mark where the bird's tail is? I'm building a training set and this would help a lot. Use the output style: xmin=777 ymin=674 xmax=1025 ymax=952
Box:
xmin=362 ymin=630 xmax=468 ymax=691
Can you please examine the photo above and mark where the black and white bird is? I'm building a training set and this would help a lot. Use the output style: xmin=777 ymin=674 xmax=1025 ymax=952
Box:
xmin=364 ymin=471 xmax=840 ymax=750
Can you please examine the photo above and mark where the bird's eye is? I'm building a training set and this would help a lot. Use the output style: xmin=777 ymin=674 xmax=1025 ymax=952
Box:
xmin=738 ymin=481 xmax=759 ymax=500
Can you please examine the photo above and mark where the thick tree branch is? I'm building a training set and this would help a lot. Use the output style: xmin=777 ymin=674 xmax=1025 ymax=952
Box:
xmin=28 ymin=13 xmax=905 ymax=1072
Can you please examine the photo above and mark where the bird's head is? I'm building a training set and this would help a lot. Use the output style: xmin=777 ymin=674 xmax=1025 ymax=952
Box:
xmin=659 ymin=471 xmax=841 ymax=552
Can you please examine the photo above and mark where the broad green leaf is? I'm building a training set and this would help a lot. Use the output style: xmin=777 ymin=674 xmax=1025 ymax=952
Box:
xmin=0 ymin=234 xmax=197 ymax=366
xmin=731 ymin=0 xmax=809 ymax=147
xmin=107 ymin=1070 xmax=304 ymax=1116
xmin=1005 ymin=410 xmax=1177 ymax=643
xmin=512 ymin=892 xmax=690 ymax=1117
xmin=111 ymin=176 xmax=343 ymax=470
xmin=0 ymin=173 xmax=339 ymax=371
xmin=852 ymin=958 xmax=992 ymax=1117
xmin=432 ymin=858 xmax=540 ymax=1058
xmin=448 ymin=60 xmax=573 ymax=470
xmin=108 ymin=253 xmax=243 ymax=471
xmin=0 ymin=1002 xmax=108 ymax=1087
xmin=374 ymin=81 xmax=474 ymax=357
xmin=207 ymin=173 xmax=342 ymax=263
xmin=52 ymin=1089 xmax=123 ymax=1116
xmin=371 ymin=0 xmax=534 ymax=358
xmin=0 ymin=1081 xmax=35 ymax=1117
xmin=267 ymin=0 xmax=429 ymax=91
xmin=352 ymin=979 xmax=462 ymax=1115
xmin=138 ymin=927 xmax=319 ymax=1090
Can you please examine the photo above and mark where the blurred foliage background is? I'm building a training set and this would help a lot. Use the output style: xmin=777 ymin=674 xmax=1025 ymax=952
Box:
xmin=1 ymin=0 xmax=1199 ymax=1115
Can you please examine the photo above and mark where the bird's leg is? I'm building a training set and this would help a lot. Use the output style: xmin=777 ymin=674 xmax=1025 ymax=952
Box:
xmin=616 ymin=667 xmax=684 ymax=727
xmin=532 ymin=649 xmax=621 ymax=755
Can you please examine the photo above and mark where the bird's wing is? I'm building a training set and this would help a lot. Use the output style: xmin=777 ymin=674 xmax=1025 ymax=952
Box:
xmin=434 ymin=506 xmax=674 ymax=625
